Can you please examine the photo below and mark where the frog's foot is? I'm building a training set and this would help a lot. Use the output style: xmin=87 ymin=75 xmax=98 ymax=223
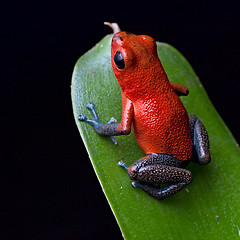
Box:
xmin=78 ymin=103 xmax=101 ymax=126
xmin=78 ymin=113 xmax=100 ymax=128
xmin=78 ymin=103 xmax=118 ymax=145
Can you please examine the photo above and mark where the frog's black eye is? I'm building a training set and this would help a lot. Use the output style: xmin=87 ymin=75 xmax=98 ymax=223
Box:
xmin=114 ymin=51 xmax=125 ymax=70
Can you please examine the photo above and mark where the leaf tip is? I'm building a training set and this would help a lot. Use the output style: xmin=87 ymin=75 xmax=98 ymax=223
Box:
xmin=104 ymin=22 xmax=121 ymax=34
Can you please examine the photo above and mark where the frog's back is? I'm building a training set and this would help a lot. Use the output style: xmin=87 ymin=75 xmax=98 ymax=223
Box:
xmin=132 ymin=88 xmax=192 ymax=162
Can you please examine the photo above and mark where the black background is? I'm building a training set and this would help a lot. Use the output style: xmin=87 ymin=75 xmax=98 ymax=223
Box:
xmin=2 ymin=1 xmax=239 ymax=239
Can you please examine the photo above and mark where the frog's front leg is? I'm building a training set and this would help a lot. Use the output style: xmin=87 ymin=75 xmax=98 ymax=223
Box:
xmin=118 ymin=154 xmax=192 ymax=200
xmin=189 ymin=115 xmax=211 ymax=165
xmin=78 ymin=96 xmax=134 ymax=142
xmin=78 ymin=103 xmax=120 ymax=144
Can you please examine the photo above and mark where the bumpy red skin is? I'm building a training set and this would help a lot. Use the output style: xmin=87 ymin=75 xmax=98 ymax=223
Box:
xmin=111 ymin=32 xmax=192 ymax=162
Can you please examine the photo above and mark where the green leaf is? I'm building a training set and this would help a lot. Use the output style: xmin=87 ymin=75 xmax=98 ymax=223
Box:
xmin=71 ymin=34 xmax=240 ymax=239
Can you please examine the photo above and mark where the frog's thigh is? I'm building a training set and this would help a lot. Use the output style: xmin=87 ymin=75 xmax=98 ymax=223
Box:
xmin=189 ymin=115 xmax=211 ymax=165
xmin=129 ymin=163 xmax=192 ymax=185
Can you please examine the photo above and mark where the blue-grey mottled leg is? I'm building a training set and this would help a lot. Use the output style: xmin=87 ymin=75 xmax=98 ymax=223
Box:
xmin=189 ymin=115 xmax=211 ymax=165
xmin=78 ymin=103 xmax=119 ymax=144
xmin=132 ymin=182 xmax=187 ymax=200
xmin=118 ymin=154 xmax=192 ymax=200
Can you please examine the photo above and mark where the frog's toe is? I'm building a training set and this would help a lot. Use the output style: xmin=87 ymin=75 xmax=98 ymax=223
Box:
xmin=86 ymin=103 xmax=101 ymax=121
xmin=78 ymin=114 xmax=87 ymax=121
xmin=118 ymin=160 xmax=129 ymax=170
xmin=107 ymin=117 xmax=117 ymax=124
xmin=132 ymin=181 xmax=143 ymax=188
xmin=86 ymin=103 xmax=95 ymax=109
xmin=109 ymin=136 xmax=118 ymax=145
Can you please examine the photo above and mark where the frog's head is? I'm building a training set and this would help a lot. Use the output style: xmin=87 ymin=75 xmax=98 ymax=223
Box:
xmin=111 ymin=31 xmax=164 ymax=96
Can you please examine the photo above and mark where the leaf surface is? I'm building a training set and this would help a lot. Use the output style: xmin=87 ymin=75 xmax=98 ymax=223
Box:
xmin=71 ymin=34 xmax=240 ymax=239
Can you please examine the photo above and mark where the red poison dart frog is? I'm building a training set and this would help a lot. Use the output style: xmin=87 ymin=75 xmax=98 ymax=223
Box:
xmin=79 ymin=31 xmax=211 ymax=200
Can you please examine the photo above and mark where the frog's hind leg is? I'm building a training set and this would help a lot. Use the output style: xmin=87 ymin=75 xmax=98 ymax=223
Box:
xmin=131 ymin=181 xmax=187 ymax=200
xmin=189 ymin=115 xmax=211 ymax=165
xmin=118 ymin=154 xmax=192 ymax=200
